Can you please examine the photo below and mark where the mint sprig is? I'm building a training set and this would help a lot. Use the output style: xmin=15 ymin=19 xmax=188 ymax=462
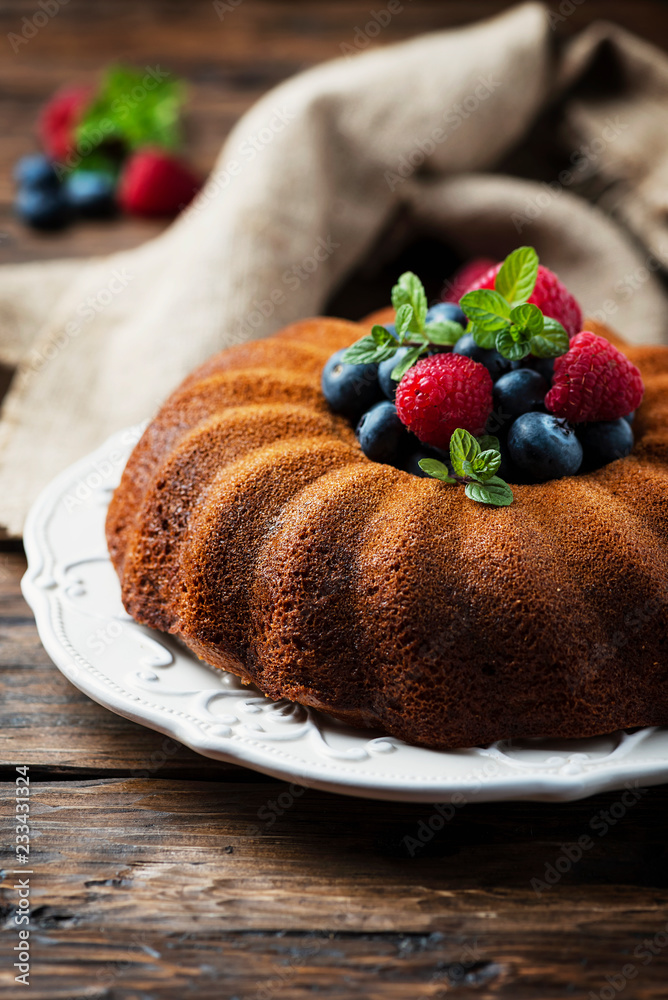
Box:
xmin=460 ymin=247 xmax=569 ymax=362
xmin=342 ymin=271 xmax=465 ymax=381
xmin=418 ymin=429 xmax=514 ymax=507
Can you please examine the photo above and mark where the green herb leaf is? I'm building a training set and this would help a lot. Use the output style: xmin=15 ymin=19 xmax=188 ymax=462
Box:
xmin=530 ymin=317 xmax=570 ymax=358
xmin=468 ymin=322 xmax=497 ymax=350
xmin=394 ymin=304 xmax=414 ymax=338
xmin=371 ymin=324 xmax=396 ymax=346
xmin=391 ymin=345 xmax=424 ymax=381
xmin=459 ymin=289 xmax=512 ymax=332
xmin=471 ymin=449 xmax=502 ymax=482
xmin=477 ymin=434 xmax=500 ymax=452
xmin=465 ymin=476 xmax=514 ymax=507
xmin=342 ymin=336 xmax=396 ymax=365
xmin=76 ymin=65 xmax=185 ymax=155
xmin=494 ymin=246 xmax=539 ymax=306
xmin=424 ymin=319 xmax=464 ymax=346
xmin=495 ymin=328 xmax=532 ymax=361
xmin=391 ymin=272 xmax=427 ymax=330
xmin=510 ymin=302 xmax=544 ymax=336
xmin=450 ymin=428 xmax=480 ymax=478
xmin=418 ymin=459 xmax=457 ymax=483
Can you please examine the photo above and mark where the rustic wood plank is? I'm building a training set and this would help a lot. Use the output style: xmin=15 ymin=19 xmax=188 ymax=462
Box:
xmin=1 ymin=777 xmax=668 ymax=996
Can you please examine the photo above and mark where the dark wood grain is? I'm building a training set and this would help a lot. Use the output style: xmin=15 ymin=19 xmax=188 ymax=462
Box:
xmin=3 ymin=2 xmax=668 ymax=998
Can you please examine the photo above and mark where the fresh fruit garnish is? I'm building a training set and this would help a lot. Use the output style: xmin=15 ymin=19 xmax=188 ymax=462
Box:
xmin=418 ymin=428 xmax=514 ymax=507
xmin=342 ymin=272 xmax=466 ymax=380
xmin=461 ymin=252 xmax=582 ymax=338
xmin=394 ymin=353 xmax=493 ymax=450
xmin=577 ymin=418 xmax=635 ymax=471
xmin=442 ymin=258 xmax=495 ymax=304
xmin=13 ymin=154 xmax=59 ymax=190
xmin=321 ymin=348 xmax=381 ymax=422
xmin=356 ymin=401 xmax=410 ymax=464
xmin=118 ymin=149 xmax=201 ymax=216
xmin=492 ymin=368 xmax=548 ymax=418
xmin=508 ymin=412 xmax=583 ymax=481
xmin=459 ymin=247 xmax=572 ymax=363
xmin=39 ymin=86 xmax=93 ymax=163
xmin=64 ymin=170 xmax=117 ymax=218
xmin=15 ymin=186 xmax=71 ymax=230
xmin=545 ymin=332 xmax=644 ymax=423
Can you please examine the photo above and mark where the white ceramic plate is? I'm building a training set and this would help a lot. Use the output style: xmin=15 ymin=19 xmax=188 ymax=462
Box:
xmin=21 ymin=426 xmax=668 ymax=803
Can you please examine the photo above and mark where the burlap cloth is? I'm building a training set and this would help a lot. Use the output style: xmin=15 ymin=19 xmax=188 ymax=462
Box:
xmin=2 ymin=1 xmax=668 ymax=537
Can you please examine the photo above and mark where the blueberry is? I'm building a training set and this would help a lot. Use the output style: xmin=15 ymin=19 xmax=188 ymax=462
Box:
xmin=64 ymin=170 xmax=117 ymax=218
xmin=426 ymin=302 xmax=467 ymax=327
xmin=623 ymin=411 xmax=635 ymax=425
xmin=321 ymin=349 xmax=381 ymax=423
xmin=385 ymin=323 xmax=398 ymax=340
xmin=527 ymin=355 xmax=555 ymax=384
xmin=493 ymin=368 xmax=548 ymax=418
xmin=378 ymin=347 xmax=411 ymax=402
xmin=508 ymin=412 xmax=583 ymax=482
xmin=15 ymin=186 xmax=71 ymax=230
xmin=577 ymin=418 xmax=634 ymax=471
xmin=356 ymin=401 xmax=410 ymax=464
xmin=453 ymin=333 xmax=520 ymax=381
xmin=13 ymin=154 xmax=58 ymax=190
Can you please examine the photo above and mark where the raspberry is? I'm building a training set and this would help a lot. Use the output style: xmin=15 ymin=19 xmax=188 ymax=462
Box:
xmin=39 ymin=86 xmax=93 ymax=163
xmin=395 ymin=353 xmax=493 ymax=449
xmin=461 ymin=262 xmax=582 ymax=337
xmin=118 ymin=149 xmax=201 ymax=217
xmin=545 ymin=332 xmax=644 ymax=423
xmin=443 ymin=258 xmax=495 ymax=303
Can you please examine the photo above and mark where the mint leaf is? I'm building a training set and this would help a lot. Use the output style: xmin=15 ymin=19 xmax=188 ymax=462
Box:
xmin=465 ymin=477 xmax=514 ymax=507
xmin=418 ymin=459 xmax=456 ymax=483
xmin=477 ymin=434 xmax=500 ymax=452
xmin=496 ymin=328 xmax=531 ymax=361
xmin=391 ymin=345 xmax=424 ymax=381
xmin=510 ymin=302 xmax=543 ymax=336
xmin=471 ymin=449 xmax=502 ymax=482
xmin=460 ymin=290 xmax=512 ymax=332
xmin=371 ymin=324 xmax=396 ymax=346
xmin=391 ymin=272 xmax=427 ymax=330
xmin=468 ymin=322 xmax=497 ymax=350
xmin=424 ymin=319 xmax=464 ymax=346
xmin=394 ymin=304 xmax=414 ymax=338
xmin=76 ymin=65 xmax=185 ymax=154
xmin=530 ymin=317 xmax=569 ymax=358
xmin=343 ymin=336 xmax=396 ymax=365
xmin=450 ymin=428 xmax=480 ymax=478
xmin=494 ymin=247 xmax=539 ymax=306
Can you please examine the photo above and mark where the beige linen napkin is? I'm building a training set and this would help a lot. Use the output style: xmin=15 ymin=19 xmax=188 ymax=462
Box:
xmin=2 ymin=1 xmax=668 ymax=537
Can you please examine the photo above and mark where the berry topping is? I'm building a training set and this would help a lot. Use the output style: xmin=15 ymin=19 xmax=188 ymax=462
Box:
xmin=453 ymin=332 xmax=520 ymax=381
xmin=508 ymin=413 xmax=583 ymax=481
xmin=461 ymin=260 xmax=582 ymax=338
xmin=322 ymin=349 xmax=382 ymax=423
xmin=395 ymin=353 xmax=493 ymax=450
xmin=356 ymin=401 xmax=411 ymax=464
xmin=443 ymin=258 xmax=495 ymax=304
xmin=118 ymin=149 xmax=201 ymax=217
xmin=493 ymin=368 xmax=548 ymax=418
xmin=39 ymin=86 xmax=93 ymax=162
xmin=378 ymin=347 xmax=412 ymax=402
xmin=577 ymin=418 xmax=635 ymax=471
xmin=545 ymin=332 xmax=644 ymax=423
xmin=15 ymin=185 xmax=71 ymax=230
xmin=13 ymin=154 xmax=59 ymax=190
xmin=64 ymin=170 xmax=117 ymax=218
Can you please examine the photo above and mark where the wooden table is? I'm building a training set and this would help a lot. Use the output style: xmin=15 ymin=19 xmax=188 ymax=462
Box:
xmin=2 ymin=3 xmax=668 ymax=997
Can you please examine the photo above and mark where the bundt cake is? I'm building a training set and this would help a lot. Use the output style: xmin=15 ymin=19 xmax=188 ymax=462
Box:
xmin=106 ymin=304 xmax=668 ymax=749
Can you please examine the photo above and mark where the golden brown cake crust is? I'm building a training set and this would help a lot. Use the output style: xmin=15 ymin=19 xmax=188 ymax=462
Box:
xmin=106 ymin=315 xmax=668 ymax=749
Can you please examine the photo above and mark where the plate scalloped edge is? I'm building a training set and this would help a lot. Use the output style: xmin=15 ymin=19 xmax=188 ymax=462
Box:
xmin=20 ymin=424 xmax=668 ymax=803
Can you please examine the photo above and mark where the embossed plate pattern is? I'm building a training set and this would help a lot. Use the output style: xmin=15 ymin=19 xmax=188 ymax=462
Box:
xmin=21 ymin=426 xmax=668 ymax=802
